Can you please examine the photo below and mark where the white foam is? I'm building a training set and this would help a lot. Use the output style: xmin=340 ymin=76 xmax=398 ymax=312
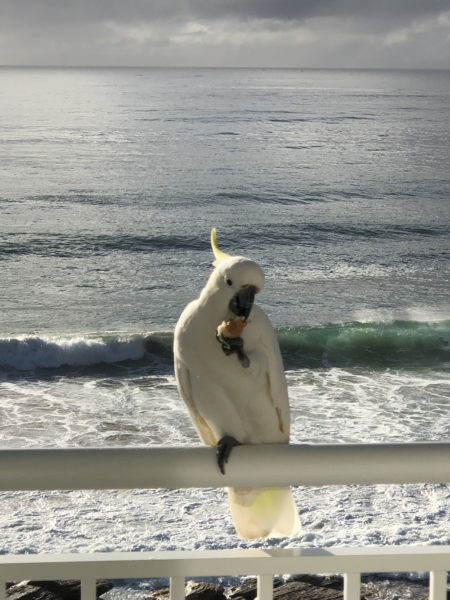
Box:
xmin=1 ymin=366 xmax=449 ymax=558
xmin=0 ymin=335 xmax=146 ymax=371
xmin=353 ymin=307 xmax=450 ymax=324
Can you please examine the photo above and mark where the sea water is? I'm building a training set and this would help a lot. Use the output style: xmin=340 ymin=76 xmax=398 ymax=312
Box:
xmin=0 ymin=67 xmax=449 ymax=589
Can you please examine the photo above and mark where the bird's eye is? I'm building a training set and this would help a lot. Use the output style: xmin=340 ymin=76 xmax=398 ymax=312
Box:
xmin=226 ymin=278 xmax=233 ymax=286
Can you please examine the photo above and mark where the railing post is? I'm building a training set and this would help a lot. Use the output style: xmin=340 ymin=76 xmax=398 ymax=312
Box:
xmin=344 ymin=572 xmax=361 ymax=600
xmin=257 ymin=574 xmax=273 ymax=600
xmin=170 ymin=576 xmax=185 ymax=600
xmin=81 ymin=578 xmax=97 ymax=600
xmin=429 ymin=571 xmax=448 ymax=600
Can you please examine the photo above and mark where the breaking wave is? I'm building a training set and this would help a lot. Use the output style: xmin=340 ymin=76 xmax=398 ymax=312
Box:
xmin=278 ymin=320 xmax=450 ymax=369
xmin=0 ymin=320 xmax=448 ymax=374
xmin=0 ymin=333 xmax=172 ymax=373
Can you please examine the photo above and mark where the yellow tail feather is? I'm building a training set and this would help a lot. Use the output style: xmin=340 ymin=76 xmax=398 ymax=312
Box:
xmin=228 ymin=486 xmax=301 ymax=540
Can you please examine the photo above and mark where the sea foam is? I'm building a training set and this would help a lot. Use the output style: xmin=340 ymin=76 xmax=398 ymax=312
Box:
xmin=0 ymin=335 xmax=147 ymax=371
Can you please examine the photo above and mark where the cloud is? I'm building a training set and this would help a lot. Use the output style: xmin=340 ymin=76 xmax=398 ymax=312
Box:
xmin=184 ymin=0 xmax=449 ymax=23
xmin=1 ymin=0 xmax=449 ymax=67
xmin=383 ymin=10 xmax=450 ymax=46
xmin=2 ymin=0 xmax=448 ymax=26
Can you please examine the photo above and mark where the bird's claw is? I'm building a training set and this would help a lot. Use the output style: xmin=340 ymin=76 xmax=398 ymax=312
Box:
xmin=216 ymin=332 xmax=243 ymax=355
xmin=216 ymin=334 xmax=250 ymax=368
xmin=217 ymin=435 xmax=241 ymax=475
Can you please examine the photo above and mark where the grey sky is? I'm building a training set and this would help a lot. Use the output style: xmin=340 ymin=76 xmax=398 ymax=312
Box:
xmin=1 ymin=0 xmax=449 ymax=68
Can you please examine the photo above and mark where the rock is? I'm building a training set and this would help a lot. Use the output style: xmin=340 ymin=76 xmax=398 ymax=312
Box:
xmin=185 ymin=581 xmax=226 ymax=600
xmin=287 ymin=575 xmax=343 ymax=591
xmin=273 ymin=580 xmax=343 ymax=600
xmin=229 ymin=576 xmax=344 ymax=600
xmin=229 ymin=577 xmax=283 ymax=600
xmin=7 ymin=583 xmax=57 ymax=600
xmin=7 ymin=580 xmax=113 ymax=600
xmin=145 ymin=586 xmax=170 ymax=600
xmin=228 ymin=578 xmax=258 ymax=600
xmin=148 ymin=581 xmax=225 ymax=600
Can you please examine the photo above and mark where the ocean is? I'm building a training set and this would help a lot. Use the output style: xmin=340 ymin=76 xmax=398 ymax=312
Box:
xmin=0 ymin=67 xmax=449 ymax=591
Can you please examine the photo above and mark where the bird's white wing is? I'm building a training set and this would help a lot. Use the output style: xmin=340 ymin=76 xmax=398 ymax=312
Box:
xmin=249 ymin=306 xmax=290 ymax=440
xmin=174 ymin=357 xmax=218 ymax=446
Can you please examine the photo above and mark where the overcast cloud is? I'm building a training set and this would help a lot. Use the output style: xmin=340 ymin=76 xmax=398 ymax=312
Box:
xmin=1 ymin=0 xmax=449 ymax=68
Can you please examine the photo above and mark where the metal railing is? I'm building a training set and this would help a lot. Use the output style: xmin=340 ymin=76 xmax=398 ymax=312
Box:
xmin=1 ymin=443 xmax=449 ymax=600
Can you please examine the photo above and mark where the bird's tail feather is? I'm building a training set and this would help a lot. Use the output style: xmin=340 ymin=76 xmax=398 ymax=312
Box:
xmin=228 ymin=486 xmax=301 ymax=540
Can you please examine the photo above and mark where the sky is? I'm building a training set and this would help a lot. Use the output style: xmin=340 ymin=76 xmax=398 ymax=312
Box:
xmin=1 ymin=0 xmax=450 ymax=69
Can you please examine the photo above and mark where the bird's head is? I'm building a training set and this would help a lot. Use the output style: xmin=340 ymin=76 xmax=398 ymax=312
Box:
xmin=205 ymin=228 xmax=265 ymax=321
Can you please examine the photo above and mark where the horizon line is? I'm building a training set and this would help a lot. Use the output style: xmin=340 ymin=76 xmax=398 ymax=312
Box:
xmin=1 ymin=64 xmax=449 ymax=72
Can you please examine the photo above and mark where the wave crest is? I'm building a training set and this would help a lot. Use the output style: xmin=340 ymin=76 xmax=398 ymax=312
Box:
xmin=278 ymin=320 xmax=450 ymax=368
xmin=0 ymin=320 xmax=448 ymax=373
xmin=0 ymin=334 xmax=151 ymax=371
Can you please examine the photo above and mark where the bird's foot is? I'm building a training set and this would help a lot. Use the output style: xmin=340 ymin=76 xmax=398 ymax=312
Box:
xmin=217 ymin=435 xmax=241 ymax=475
xmin=216 ymin=334 xmax=250 ymax=368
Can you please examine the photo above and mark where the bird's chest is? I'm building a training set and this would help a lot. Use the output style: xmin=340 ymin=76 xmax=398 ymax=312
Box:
xmin=197 ymin=330 xmax=268 ymax=404
xmin=197 ymin=322 xmax=262 ymax=371
xmin=178 ymin=310 xmax=267 ymax=394
xmin=179 ymin=318 xmax=282 ymax=443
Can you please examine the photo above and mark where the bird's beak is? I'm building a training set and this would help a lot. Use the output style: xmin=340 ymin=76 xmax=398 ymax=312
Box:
xmin=229 ymin=285 xmax=257 ymax=321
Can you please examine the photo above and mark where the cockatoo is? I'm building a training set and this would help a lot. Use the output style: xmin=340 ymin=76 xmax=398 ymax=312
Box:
xmin=173 ymin=229 xmax=301 ymax=539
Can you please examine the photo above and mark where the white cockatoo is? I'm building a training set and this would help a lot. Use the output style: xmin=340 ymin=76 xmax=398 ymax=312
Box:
xmin=173 ymin=229 xmax=301 ymax=539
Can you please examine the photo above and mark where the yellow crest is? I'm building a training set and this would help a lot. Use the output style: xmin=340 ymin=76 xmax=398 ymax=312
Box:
xmin=211 ymin=228 xmax=230 ymax=264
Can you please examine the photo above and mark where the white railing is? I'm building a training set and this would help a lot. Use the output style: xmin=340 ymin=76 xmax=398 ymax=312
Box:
xmin=1 ymin=443 xmax=449 ymax=600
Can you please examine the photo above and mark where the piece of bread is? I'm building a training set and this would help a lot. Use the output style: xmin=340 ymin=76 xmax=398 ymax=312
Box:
xmin=217 ymin=317 xmax=248 ymax=338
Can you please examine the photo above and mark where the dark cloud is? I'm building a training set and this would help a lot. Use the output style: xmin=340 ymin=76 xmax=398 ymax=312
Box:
xmin=1 ymin=0 xmax=449 ymax=67
xmin=187 ymin=0 xmax=449 ymax=22
xmin=2 ymin=0 xmax=449 ymax=26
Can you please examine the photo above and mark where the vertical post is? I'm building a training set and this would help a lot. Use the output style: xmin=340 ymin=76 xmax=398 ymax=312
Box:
xmin=257 ymin=574 xmax=273 ymax=600
xmin=344 ymin=572 xmax=361 ymax=600
xmin=0 ymin=580 xmax=6 ymax=600
xmin=81 ymin=578 xmax=97 ymax=600
xmin=170 ymin=576 xmax=185 ymax=600
xmin=429 ymin=571 xmax=448 ymax=600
